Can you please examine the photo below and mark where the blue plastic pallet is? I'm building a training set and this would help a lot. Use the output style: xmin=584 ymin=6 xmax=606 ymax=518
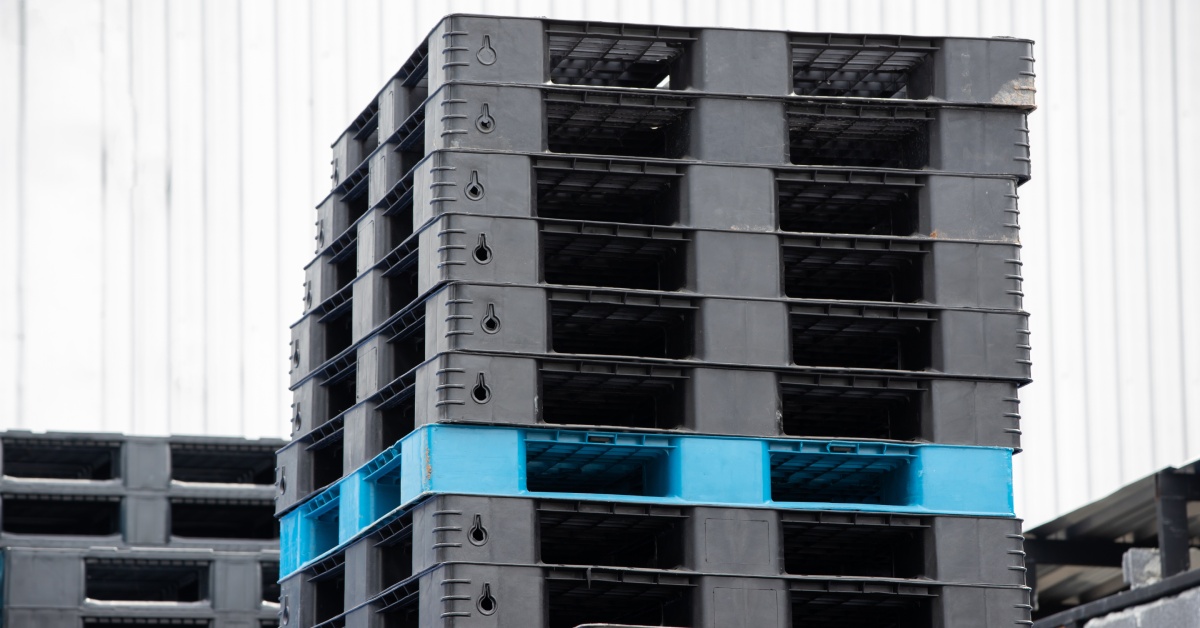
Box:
xmin=279 ymin=424 xmax=1013 ymax=576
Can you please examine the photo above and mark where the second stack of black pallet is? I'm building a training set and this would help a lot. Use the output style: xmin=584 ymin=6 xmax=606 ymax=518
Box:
xmin=279 ymin=14 xmax=1035 ymax=628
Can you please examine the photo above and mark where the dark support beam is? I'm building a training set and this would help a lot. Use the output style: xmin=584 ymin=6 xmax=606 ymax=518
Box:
xmin=1155 ymin=469 xmax=1191 ymax=578
xmin=1027 ymin=556 xmax=1039 ymax=612
xmin=1024 ymin=539 xmax=1136 ymax=568
xmin=1033 ymin=565 xmax=1200 ymax=628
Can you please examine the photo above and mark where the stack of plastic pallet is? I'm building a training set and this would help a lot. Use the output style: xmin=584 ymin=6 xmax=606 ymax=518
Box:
xmin=278 ymin=14 xmax=1035 ymax=628
xmin=0 ymin=431 xmax=283 ymax=627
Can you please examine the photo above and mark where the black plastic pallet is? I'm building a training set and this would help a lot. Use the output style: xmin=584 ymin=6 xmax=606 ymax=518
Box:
xmin=280 ymin=556 xmax=1030 ymax=628
xmin=329 ymin=14 xmax=1035 ymax=192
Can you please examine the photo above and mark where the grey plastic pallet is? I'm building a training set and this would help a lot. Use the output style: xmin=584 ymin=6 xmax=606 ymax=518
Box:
xmin=329 ymin=14 xmax=1036 ymax=190
xmin=365 ymin=495 xmax=1024 ymax=584
xmin=299 ymin=208 xmax=1024 ymax=357
xmin=1 ymin=546 xmax=278 ymax=611
xmin=3 ymin=610 xmax=279 ymax=628
xmin=0 ymin=431 xmax=281 ymax=549
xmin=320 ymin=152 xmax=1023 ymax=262
xmin=328 ymin=80 xmax=1031 ymax=204
xmin=279 ymin=558 xmax=1031 ymax=628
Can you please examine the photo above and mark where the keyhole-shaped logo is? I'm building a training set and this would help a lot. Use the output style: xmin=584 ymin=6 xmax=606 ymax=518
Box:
xmin=480 ymin=303 xmax=501 ymax=334
xmin=477 ymin=583 xmax=497 ymax=615
xmin=472 ymin=373 xmax=492 ymax=404
xmin=476 ymin=104 xmax=495 ymax=133
xmin=472 ymin=233 xmax=493 ymax=264
xmin=476 ymin=35 xmax=497 ymax=65
xmin=464 ymin=171 xmax=485 ymax=201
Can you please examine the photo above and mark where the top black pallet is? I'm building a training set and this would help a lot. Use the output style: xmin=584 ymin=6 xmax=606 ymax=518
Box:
xmin=400 ymin=14 xmax=1035 ymax=106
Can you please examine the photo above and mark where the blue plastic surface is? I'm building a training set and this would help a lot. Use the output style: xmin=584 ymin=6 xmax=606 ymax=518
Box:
xmin=279 ymin=424 xmax=1014 ymax=576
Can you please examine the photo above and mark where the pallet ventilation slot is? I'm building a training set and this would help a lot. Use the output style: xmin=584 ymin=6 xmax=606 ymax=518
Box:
xmin=2 ymin=494 xmax=121 ymax=536
xmin=547 ymin=26 xmax=690 ymax=88
xmin=2 ymin=438 xmax=121 ymax=480
xmin=783 ymin=519 xmax=926 ymax=578
xmin=545 ymin=95 xmax=691 ymax=158
xmin=790 ymin=312 xmax=932 ymax=370
xmin=323 ymin=310 xmax=354 ymax=362
xmin=313 ymin=567 xmax=346 ymax=627
xmin=311 ymin=435 xmax=345 ymax=492
xmin=788 ymin=107 xmax=930 ymax=168
xmin=540 ymin=365 xmax=686 ymax=430
xmin=535 ymin=163 xmax=680 ymax=225
xmin=770 ymin=451 xmax=912 ymax=505
xmin=170 ymin=499 xmax=278 ymax=540
xmin=777 ymin=177 xmax=920 ymax=236
xmin=541 ymin=227 xmax=688 ymax=290
xmin=262 ymin=561 xmax=281 ymax=604
xmin=525 ymin=437 xmax=672 ymax=497
xmin=538 ymin=503 xmax=685 ymax=569
xmin=85 ymin=558 xmax=210 ymax=602
xmin=782 ymin=242 xmax=925 ymax=302
xmin=376 ymin=515 xmax=415 ymax=593
xmin=547 ymin=571 xmax=692 ymax=628
xmin=791 ymin=39 xmax=934 ymax=98
xmin=170 ymin=443 xmax=276 ymax=485
xmin=780 ymin=381 xmax=922 ymax=441
xmin=789 ymin=587 xmax=933 ymax=627
xmin=550 ymin=298 xmax=694 ymax=359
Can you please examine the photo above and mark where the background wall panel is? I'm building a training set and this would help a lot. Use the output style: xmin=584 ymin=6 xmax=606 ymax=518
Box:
xmin=1 ymin=0 xmax=1196 ymax=526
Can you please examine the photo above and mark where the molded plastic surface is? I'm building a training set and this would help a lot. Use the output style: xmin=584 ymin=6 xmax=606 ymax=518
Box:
xmin=279 ymin=423 xmax=1014 ymax=576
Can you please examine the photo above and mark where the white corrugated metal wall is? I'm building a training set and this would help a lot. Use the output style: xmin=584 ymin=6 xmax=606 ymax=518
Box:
xmin=0 ymin=0 xmax=1196 ymax=525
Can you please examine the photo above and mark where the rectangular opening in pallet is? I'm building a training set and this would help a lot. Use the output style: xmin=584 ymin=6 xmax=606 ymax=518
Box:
xmin=538 ymin=502 xmax=686 ymax=569
xmin=311 ymin=436 xmax=345 ymax=492
xmin=170 ymin=443 xmax=276 ymax=485
xmin=535 ymin=162 xmax=680 ymax=225
xmin=782 ymin=516 xmax=927 ymax=578
xmin=313 ymin=569 xmax=346 ymax=626
xmin=390 ymin=321 xmax=425 ymax=378
xmin=83 ymin=621 xmax=210 ymax=628
xmin=540 ymin=364 xmax=686 ymax=429
xmin=380 ymin=405 xmax=416 ymax=453
xmin=776 ymin=176 xmax=920 ymax=235
xmin=541 ymin=227 xmax=688 ymax=290
xmin=547 ymin=571 xmax=692 ymax=627
xmin=781 ymin=242 xmax=925 ymax=302
xmin=376 ymin=517 xmax=415 ymax=592
xmin=85 ymin=558 xmax=210 ymax=602
xmin=546 ymin=26 xmax=690 ymax=88
xmin=2 ymin=437 xmax=121 ymax=480
xmin=525 ymin=436 xmax=672 ymax=496
xmin=790 ymin=312 xmax=932 ymax=370
xmin=549 ymin=297 xmax=694 ymax=359
xmin=322 ymin=311 xmax=353 ymax=361
xmin=385 ymin=269 xmax=418 ymax=316
xmin=2 ymin=494 xmax=121 ymax=535
xmin=262 ymin=561 xmax=280 ymax=603
xmin=788 ymin=107 xmax=930 ymax=168
xmin=324 ymin=375 xmax=357 ymax=424
xmin=780 ymin=380 xmax=922 ymax=440
xmin=389 ymin=211 xmax=414 ymax=251
xmin=789 ymin=586 xmax=933 ymax=627
xmin=770 ymin=450 xmax=913 ymax=505
xmin=791 ymin=39 xmax=934 ymax=98
xmin=332 ymin=252 xmax=357 ymax=295
xmin=170 ymin=499 xmax=278 ymax=540
xmin=343 ymin=186 xmax=370 ymax=231
xmin=545 ymin=95 xmax=691 ymax=158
